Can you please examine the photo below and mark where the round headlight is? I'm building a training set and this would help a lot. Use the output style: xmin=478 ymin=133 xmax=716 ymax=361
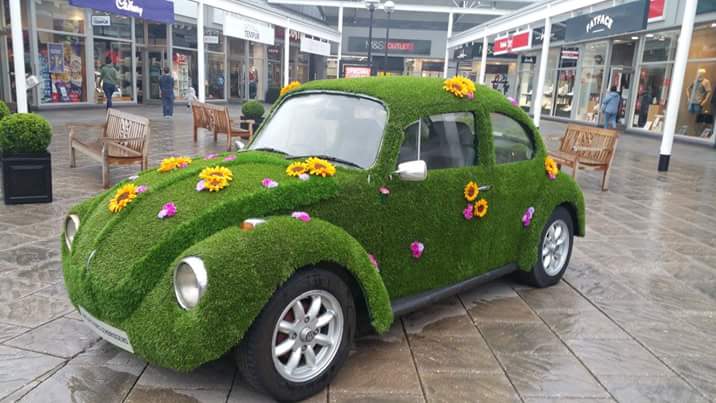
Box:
xmin=174 ymin=257 xmax=208 ymax=310
xmin=65 ymin=215 xmax=80 ymax=251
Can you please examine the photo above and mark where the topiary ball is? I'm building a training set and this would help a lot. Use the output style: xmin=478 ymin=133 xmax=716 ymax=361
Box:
xmin=0 ymin=100 xmax=10 ymax=121
xmin=241 ymin=100 xmax=265 ymax=120
xmin=0 ymin=113 xmax=52 ymax=154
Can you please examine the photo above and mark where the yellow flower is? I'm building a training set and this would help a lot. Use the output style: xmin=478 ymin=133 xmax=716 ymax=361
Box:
xmin=204 ymin=176 xmax=229 ymax=192
xmin=545 ymin=157 xmax=559 ymax=178
xmin=474 ymin=198 xmax=489 ymax=219
xmin=464 ymin=181 xmax=479 ymax=202
xmin=199 ymin=166 xmax=233 ymax=182
xmin=443 ymin=76 xmax=476 ymax=98
xmin=456 ymin=75 xmax=476 ymax=94
xmin=175 ymin=156 xmax=192 ymax=168
xmin=305 ymin=157 xmax=336 ymax=177
xmin=280 ymin=81 xmax=301 ymax=96
xmin=158 ymin=156 xmax=192 ymax=173
xmin=286 ymin=161 xmax=309 ymax=177
xmin=108 ymin=183 xmax=138 ymax=213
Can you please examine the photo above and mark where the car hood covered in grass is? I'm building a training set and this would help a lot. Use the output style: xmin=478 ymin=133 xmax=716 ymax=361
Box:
xmin=63 ymin=151 xmax=356 ymax=323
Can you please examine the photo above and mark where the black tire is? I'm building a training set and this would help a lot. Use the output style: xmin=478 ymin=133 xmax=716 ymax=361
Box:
xmin=516 ymin=206 xmax=574 ymax=288
xmin=236 ymin=267 xmax=356 ymax=402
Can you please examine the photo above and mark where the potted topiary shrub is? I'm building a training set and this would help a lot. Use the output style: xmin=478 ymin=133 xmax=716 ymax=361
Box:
xmin=242 ymin=100 xmax=266 ymax=128
xmin=0 ymin=113 xmax=53 ymax=204
xmin=0 ymin=101 xmax=10 ymax=121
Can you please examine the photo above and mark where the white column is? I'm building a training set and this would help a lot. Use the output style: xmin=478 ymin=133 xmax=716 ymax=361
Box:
xmin=443 ymin=12 xmax=453 ymax=79
xmin=9 ymin=0 xmax=26 ymax=113
xmin=478 ymin=36 xmax=487 ymax=84
xmin=337 ymin=6 xmax=343 ymax=77
xmin=658 ymin=0 xmax=698 ymax=171
xmin=532 ymin=17 xmax=551 ymax=128
xmin=197 ymin=0 xmax=206 ymax=102
xmin=284 ymin=25 xmax=290 ymax=86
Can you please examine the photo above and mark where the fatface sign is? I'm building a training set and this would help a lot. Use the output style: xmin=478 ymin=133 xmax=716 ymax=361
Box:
xmin=69 ymin=0 xmax=174 ymax=24
xmin=348 ymin=37 xmax=431 ymax=56
xmin=300 ymin=35 xmax=331 ymax=57
xmin=493 ymin=31 xmax=531 ymax=56
xmin=564 ymin=0 xmax=649 ymax=42
xmin=224 ymin=15 xmax=275 ymax=46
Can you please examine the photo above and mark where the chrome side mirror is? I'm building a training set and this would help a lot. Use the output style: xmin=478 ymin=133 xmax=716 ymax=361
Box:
xmin=234 ymin=140 xmax=246 ymax=151
xmin=394 ymin=160 xmax=427 ymax=182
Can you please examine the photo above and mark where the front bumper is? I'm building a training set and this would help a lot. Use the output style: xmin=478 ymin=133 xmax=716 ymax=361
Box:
xmin=79 ymin=306 xmax=134 ymax=353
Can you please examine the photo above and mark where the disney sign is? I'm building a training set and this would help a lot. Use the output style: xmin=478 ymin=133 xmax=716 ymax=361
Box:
xmin=69 ymin=0 xmax=174 ymax=24
xmin=116 ymin=0 xmax=143 ymax=17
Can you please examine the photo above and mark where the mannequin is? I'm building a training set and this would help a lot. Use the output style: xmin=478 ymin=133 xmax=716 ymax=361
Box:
xmin=686 ymin=68 xmax=712 ymax=135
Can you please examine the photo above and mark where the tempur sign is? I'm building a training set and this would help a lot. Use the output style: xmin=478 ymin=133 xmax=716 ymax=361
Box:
xmin=224 ymin=15 xmax=275 ymax=46
xmin=116 ymin=0 xmax=143 ymax=17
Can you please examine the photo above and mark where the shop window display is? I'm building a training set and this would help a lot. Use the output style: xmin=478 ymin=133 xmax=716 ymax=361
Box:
xmin=206 ymin=52 xmax=225 ymax=100
xmin=35 ymin=0 xmax=84 ymax=34
xmin=38 ymin=32 xmax=86 ymax=103
xmin=173 ymin=50 xmax=198 ymax=100
xmin=633 ymin=65 xmax=671 ymax=131
xmin=541 ymin=48 xmax=560 ymax=115
xmin=575 ymin=42 xmax=607 ymax=123
xmin=676 ymin=63 xmax=716 ymax=139
xmin=94 ymin=39 xmax=133 ymax=104
xmin=553 ymin=48 xmax=578 ymax=118
xmin=92 ymin=12 xmax=131 ymax=40
xmin=516 ymin=55 xmax=536 ymax=112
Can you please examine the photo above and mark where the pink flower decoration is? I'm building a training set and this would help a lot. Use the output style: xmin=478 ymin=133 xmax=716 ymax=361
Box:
xmin=196 ymin=180 xmax=206 ymax=192
xmin=178 ymin=162 xmax=189 ymax=168
xmin=463 ymin=204 xmax=474 ymax=220
xmin=507 ymin=96 xmax=518 ymax=106
xmin=522 ymin=207 xmax=535 ymax=227
xmin=410 ymin=241 xmax=424 ymax=259
xmin=291 ymin=211 xmax=311 ymax=222
xmin=379 ymin=186 xmax=390 ymax=195
xmin=466 ymin=92 xmax=475 ymax=100
xmin=262 ymin=178 xmax=279 ymax=188
xmin=157 ymin=202 xmax=177 ymax=219
xmin=368 ymin=254 xmax=379 ymax=271
xmin=298 ymin=173 xmax=310 ymax=181
xmin=205 ymin=153 xmax=217 ymax=160
xmin=547 ymin=172 xmax=557 ymax=181
xmin=224 ymin=155 xmax=237 ymax=161
xmin=136 ymin=185 xmax=148 ymax=194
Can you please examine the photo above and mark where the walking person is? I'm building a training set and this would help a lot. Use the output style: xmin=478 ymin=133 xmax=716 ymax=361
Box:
xmin=601 ymin=86 xmax=621 ymax=129
xmin=186 ymin=85 xmax=198 ymax=111
xmin=159 ymin=67 xmax=175 ymax=119
xmin=100 ymin=57 xmax=119 ymax=110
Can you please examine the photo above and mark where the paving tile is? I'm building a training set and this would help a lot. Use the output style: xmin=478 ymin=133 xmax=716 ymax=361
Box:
xmin=497 ymin=353 xmax=609 ymax=399
xmin=401 ymin=297 xmax=478 ymax=337
xmin=408 ymin=333 xmax=502 ymax=374
xmin=0 ymin=294 xmax=74 ymax=328
xmin=0 ymin=276 xmax=49 ymax=303
xmin=0 ymin=245 xmax=57 ymax=270
xmin=465 ymin=293 xmax=540 ymax=323
xmin=421 ymin=371 xmax=519 ymax=403
xmin=0 ymin=345 xmax=65 ymax=400
xmin=328 ymin=390 xmax=424 ymax=403
xmin=478 ymin=322 xmax=570 ymax=356
xmin=665 ymin=356 xmax=716 ymax=398
xmin=5 ymin=317 xmax=99 ymax=359
xmin=599 ymin=375 xmax=709 ymax=403
xmin=136 ymin=357 xmax=235 ymax=391
xmin=125 ymin=386 xmax=229 ymax=403
xmin=0 ymin=322 xmax=29 ymax=343
xmin=538 ymin=309 xmax=630 ymax=341
xmin=565 ymin=338 xmax=672 ymax=377
xmin=523 ymin=399 xmax=616 ymax=403
xmin=516 ymin=281 xmax=594 ymax=312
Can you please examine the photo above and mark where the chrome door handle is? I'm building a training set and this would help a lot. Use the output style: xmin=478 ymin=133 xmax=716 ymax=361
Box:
xmin=479 ymin=185 xmax=492 ymax=192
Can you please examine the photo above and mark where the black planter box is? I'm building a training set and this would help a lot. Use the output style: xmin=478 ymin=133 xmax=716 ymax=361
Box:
xmin=2 ymin=152 xmax=53 ymax=204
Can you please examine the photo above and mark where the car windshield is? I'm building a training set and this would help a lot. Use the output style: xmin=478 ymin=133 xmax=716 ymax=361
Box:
xmin=249 ymin=93 xmax=387 ymax=168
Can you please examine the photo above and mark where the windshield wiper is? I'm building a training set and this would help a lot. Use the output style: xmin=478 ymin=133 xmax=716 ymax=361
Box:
xmin=252 ymin=147 xmax=289 ymax=156
xmin=289 ymin=154 xmax=362 ymax=169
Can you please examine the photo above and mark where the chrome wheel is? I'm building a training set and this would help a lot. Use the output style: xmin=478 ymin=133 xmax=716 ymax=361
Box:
xmin=542 ymin=219 xmax=570 ymax=277
xmin=271 ymin=289 xmax=344 ymax=383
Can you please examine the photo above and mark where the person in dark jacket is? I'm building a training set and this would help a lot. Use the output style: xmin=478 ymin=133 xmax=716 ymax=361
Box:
xmin=159 ymin=67 xmax=174 ymax=118
xmin=100 ymin=57 xmax=119 ymax=110
xmin=601 ymin=86 xmax=621 ymax=129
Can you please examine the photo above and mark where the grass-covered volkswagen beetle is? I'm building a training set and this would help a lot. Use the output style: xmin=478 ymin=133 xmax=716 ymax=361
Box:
xmin=62 ymin=76 xmax=585 ymax=401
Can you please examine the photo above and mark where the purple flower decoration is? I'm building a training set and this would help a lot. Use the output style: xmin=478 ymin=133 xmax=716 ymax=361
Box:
xmin=157 ymin=202 xmax=177 ymax=219
xmin=410 ymin=241 xmax=425 ymax=259
xmin=507 ymin=96 xmax=518 ymax=106
xmin=466 ymin=92 xmax=475 ymax=100
xmin=136 ymin=185 xmax=148 ymax=194
xmin=368 ymin=254 xmax=379 ymax=271
xmin=463 ymin=204 xmax=474 ymax=221
xmin=224 ymin=154 xmax=237 ymax=162
xmin=522 ymin=207 xmax=535 ymax=228
xmin=262 ymin=178 xmax=279 ymax=188
xmin=547 ymin=172 xmax=557 ymax=181
xmin=298 ymin=173 xmax=310 ymax=181
xmin=291 ymin=211 xmax=311 ymax=222
xmin=196 ymin=180 xmax=206 ymax=192
xmin=205 ymin=153 xmax=217 ymax=160
xmin=379 ymin=186 xmax=390 ymax=195
xmin=128 ymin=175 xmax=139 ymax=181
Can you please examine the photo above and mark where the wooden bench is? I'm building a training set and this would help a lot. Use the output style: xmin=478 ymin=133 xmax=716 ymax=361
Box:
xmin=68 ymin=109 xmax=150 ymax=189
xmin=191 ymin=102 xmax=254 ymax=151
xmin=549 ymin=124 xmax=619 ymax=191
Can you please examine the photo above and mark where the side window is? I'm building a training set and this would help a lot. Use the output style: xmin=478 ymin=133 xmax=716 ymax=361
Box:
xmin=397 ymin=112 xmax=476 ymax=169
xmin=491 ymin=113 xmax=535 ymax=164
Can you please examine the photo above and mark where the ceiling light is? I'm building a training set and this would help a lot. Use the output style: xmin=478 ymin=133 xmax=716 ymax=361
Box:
xmin=631 ymin=36 xmax=639 ymax=40
xmin=646 ymin=34 xmax=654 ymax=38
xmin=711 ymin=22 xmax=716 ymax=28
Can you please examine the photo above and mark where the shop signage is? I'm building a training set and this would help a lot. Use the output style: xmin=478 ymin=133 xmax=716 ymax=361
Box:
xmin=560 ymin=47 xmax=580 ymax=60
xmin=344 ymin=65 xmax=371 ymax=78
xmin=69 ymin=0 xmax=175 ymax=24
xmin=91 ymin=15 xmax=111 ymax=26
xmin=648 ymin=0 xmax=665 ymax=21
xmin=532 ymin=24 xmax=566 ymax=46
xmin=204 ymin=35 xmax=219 ymax=45
xmin=564 ymin=0 xmax=649 ymax=42
xmin=521 ymin=55 xmax=537 ymax=64
xmin=347 ymin=37 xmax=431 ymax=55
xmin=300 ymin=35 xmax=331 ymax=57
xmin=697 ymin=0 xmax=716 ymax=14
xmin=224 ymin=15 xmax=275 ymax=46
xmin=422 ymin=61 xmax=445 ymax=72
xmin=493 ymin=30 xmax=531 ymax=55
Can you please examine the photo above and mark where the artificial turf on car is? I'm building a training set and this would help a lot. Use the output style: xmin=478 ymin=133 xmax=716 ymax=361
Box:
xmin=62 ymin=76 xmax=585 ymax=371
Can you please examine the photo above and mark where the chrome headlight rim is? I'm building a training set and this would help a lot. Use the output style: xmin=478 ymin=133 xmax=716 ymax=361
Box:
xmin=173 ymin=256 xmax=208 ymax=310
xmin=64 ymin=214 xmax=80 ymax=251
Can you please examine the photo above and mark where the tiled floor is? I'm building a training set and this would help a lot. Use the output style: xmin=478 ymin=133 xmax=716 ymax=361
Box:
xmin=0 ymin=105 xmax=715 ymax=403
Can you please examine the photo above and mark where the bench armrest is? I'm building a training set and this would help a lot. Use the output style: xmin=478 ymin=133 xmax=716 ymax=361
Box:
xmin=572 ymin=146 xmax=607 ymax=152
xmin=102 ymin=138 xmax=143 ymax=156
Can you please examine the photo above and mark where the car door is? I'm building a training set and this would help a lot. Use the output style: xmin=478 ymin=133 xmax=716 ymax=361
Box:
xmin=377 ymin=111 xmax=498 ymax=299
xmin=487 ymin=111 xmax=544 ymax=269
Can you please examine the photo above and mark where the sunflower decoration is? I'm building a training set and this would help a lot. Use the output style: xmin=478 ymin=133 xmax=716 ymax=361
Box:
xmin=286 ymin=161 xmax=309 ymax=177
xmin=197 ymin=166 xmax=233 ymax=192
xmin=280 ymin=80 xmax=301 ymax=96
xmin=474 ymin=198 xmax=489 ymax=219
xmin=305 ymin=157 xmax=337 ymax=177
xmin=108 ymin=183 xmax=138 ymax=213
xmin=158 ymin=156 xmax=193 ymax=173
xmin=443 ymin=76 xmax=476 ymax=99
xmin=544 ymin=156 xmax=559 ymax=180
xmin=464 ymin=181 xmax=479 ymax=202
